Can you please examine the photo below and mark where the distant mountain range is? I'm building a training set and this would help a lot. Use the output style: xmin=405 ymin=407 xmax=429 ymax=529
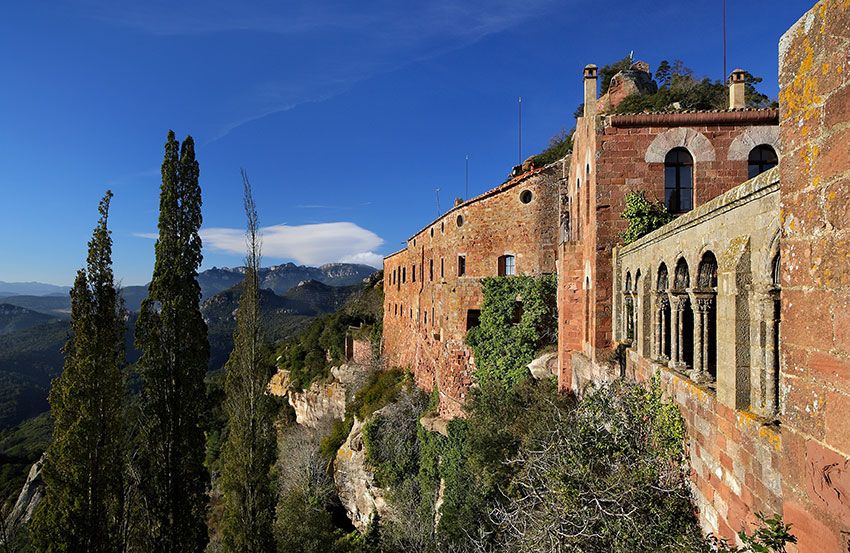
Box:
xmin=0 ymin=263 xmax=378 ymax=429
xmin=0 ymin=282 xmax=70 ymax=297
xmin=0 ymin=262 xmax=377 ymax=316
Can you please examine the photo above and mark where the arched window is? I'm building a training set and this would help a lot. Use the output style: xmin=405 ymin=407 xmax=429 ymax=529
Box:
xmin=664 ymin=148 xmax=694 ymax=214
xmin=671 ymin=258 xmax=693 ymax=370
xmin=696 ymin=252 xmax=718 ymax=381
xmin=748 ymin=145 xmax=778 ymax=179
xmin=575 ymin=177 xmax=581 ymax=240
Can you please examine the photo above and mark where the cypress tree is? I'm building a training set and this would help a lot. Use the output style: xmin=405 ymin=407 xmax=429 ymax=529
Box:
xmin=219 ymin=170 xmax=276 ymax=552
xmin=31 ymin=191 xmax=127 ymax=553
xmin=134 ymin=131 xmax=210 ymax=552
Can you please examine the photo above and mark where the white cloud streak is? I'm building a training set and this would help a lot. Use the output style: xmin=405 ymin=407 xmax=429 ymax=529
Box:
xmin=199 ymin=221 xmax=384 ymax=267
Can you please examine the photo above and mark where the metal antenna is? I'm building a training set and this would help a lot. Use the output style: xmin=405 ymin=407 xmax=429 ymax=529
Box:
xmin=465 ymin=155 xmax=469 ymax=199
xmin=722 ymin=0 xmax=727 ymax=81
xmin=435 ymin=188 xmax=441 ymax=216
xmin=518 ymin=96 xmax=523 ymax=166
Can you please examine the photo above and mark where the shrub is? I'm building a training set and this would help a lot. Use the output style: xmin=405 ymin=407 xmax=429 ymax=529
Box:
xmin=349 ymin=368 xmax=407 ymax=421
xmin=622 ymin=190 xmax=675 ymax=245
xmin=529 ymin=129 xmax=573 ymax=167
xmin=362 ymin=389 xmax=428 ymax=488
xmin=465 ymin=275 xmax=557 ymax=389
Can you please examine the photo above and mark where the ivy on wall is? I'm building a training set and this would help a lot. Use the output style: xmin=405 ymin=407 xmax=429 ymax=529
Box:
xmin=465 ymin=275 xmax=558 ymax=388
xmin=622 ymin=191 xmax=675 ymax=245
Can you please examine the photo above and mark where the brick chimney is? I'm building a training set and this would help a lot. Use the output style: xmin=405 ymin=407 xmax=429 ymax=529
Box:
xmin=729 ymin=68 xmax=747 ymax=109
xmin=583 ymin=64 xmax=598 ymax=117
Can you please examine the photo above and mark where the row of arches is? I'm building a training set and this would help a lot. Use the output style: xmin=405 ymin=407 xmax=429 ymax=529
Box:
xmin=623 ymin=248 xmax=781 ymax=416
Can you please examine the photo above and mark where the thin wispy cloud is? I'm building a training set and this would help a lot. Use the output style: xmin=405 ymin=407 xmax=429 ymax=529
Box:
xmin=71 ymin=0 xmax=563 ymax=142
xmin=132 ymin=232 xmax=159 ymax=240
xmin=199 ymin=221 xmax=384 ymax=267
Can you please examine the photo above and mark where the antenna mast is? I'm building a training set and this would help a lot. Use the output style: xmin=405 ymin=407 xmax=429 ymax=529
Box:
xmin=518 ymin=96 xmax=523 ymax=166
xmin=435 ymin=188 xmax=441 ymax=216
xmin=465 ymin=155 xmax=469 ymax=199
xmin=722 ymin=0 xmax=727 ymax=81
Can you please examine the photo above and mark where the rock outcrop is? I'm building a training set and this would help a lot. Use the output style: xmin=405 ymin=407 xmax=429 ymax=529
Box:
xmin=333 ymin=417 xmax=388 ymax=532
xmin=5 ymin=454 xmax=45 ymax=533
xmin=527 ymin=351 xmax=559 ymax=380
xmin=598 ymin=60 xmax=658 ymax=113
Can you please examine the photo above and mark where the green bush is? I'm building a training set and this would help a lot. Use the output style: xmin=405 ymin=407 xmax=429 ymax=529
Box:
xmin=465 ymin=275 xmax=557 ymax=388
xmin=622 ymin=190 xmax=676 ymax=245
xmin=529 ymin=129 xmax=573 ymax=167
xmin=319 ymin=416 xmax=354 ymax=462
xmin=349 ymin=368 xmax=407 ymax=421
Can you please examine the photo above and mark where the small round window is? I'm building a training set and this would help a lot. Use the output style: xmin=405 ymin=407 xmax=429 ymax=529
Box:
xmin=456 ymin=214 xmax=464 ymax=227
xmin=520 ymin=190 xmax=533 ymax=204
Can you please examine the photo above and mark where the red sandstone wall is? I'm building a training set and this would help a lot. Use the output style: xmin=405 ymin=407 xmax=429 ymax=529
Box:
xmin=778 ymin=2 xmax=850 ymax=550
xmin=627 ymin=352 xmax=783 ymax=541
xmin=351 ymin=339 xmax=372 ymax=366
xmin=383 ymin=167 xmax=560 ymax=417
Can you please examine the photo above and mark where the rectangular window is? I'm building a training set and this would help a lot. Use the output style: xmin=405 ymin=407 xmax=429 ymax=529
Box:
xmin=466 ymin=309 xmax=481 ymax=331
xmin=440 ymin=258 xmax=445 ymax=278
xmin=429 ymin=259 xmax=433 ymax=281
xmin=498 ymin=255 xmax=516 ymax=276
xmin=412 ymin=264 xmax=416 ymax=282
xmin=458 ymin=255 xmax=466 ymax=277
xmin=402 ymin=267 xmax=406 ymax=283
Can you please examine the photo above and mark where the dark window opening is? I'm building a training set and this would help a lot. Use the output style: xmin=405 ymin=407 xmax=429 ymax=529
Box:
xmin=664 ymin=147 xmax=694 ymax=214
xmin=457 ymin=214 xmax=464 ymax=227
xmin=466 ymin=309 xmax=481 ymax=331
xmin=402 ymin=267 xmax=406 ymax=283
xmin=748 ymin=145 xmax=778 ymax=179
xmin=441 ymin=221 xmax=445 ymax=234
xmin=412 ymin=264 xmax=416 ymax=283
xmin=520 ymin=190 xmax=533 ymax=204
xmin=430 ymin=228 xmax=434 ymax=237
xmin=511 ymin=301 xmax=524 ymax=325
xmin=429 ymin=259 xmax=434 ymax=281
xmin=458 ymin=255 xmax=466 ymax=277
xmin=440 ymin=258 xmax=445 ymax=278
xmin=498 ymin=255 xmax=516 ymax=276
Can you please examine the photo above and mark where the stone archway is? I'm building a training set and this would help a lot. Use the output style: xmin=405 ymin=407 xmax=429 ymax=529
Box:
xmin=645 ymin=127 xmax=716 ymax=163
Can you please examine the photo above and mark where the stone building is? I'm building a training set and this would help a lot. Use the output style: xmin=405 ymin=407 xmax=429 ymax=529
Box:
xmin=383 ymin=0 xmax=849 ymax=547
xmin=382 ymin=167 xmax=559 ymax=417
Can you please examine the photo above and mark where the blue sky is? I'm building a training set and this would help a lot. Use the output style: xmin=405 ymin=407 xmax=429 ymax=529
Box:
xmin=0 ymin=0 xmax=811 ymax=286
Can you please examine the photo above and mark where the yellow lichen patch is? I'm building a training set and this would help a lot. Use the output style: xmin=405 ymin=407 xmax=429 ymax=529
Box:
xmin=759 ymin=425 xmax=782 ymax=451
xmin=823 ymin=63 xmax=831 ymax=75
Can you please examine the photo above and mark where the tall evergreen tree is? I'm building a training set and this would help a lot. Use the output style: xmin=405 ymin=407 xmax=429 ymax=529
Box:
xmin=219 ymin=170 xmax=276 ymax=552
xmin=31 ymin=191 xmax=127 ymax=553
xmin=134 ymin=131 xmax=210 ymax=552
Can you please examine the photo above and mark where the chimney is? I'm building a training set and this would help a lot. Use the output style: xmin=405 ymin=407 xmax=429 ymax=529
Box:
xmin=729 ymin=68 xmax=747 ymax=109
xmin=583 ymin=64 xmax=598 ymax=117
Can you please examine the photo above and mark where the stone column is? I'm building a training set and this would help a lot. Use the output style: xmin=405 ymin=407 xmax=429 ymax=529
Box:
xmin=690 ymin=293 xmax=714 ymax=383
xmin=655 ymin=292 xmax=669 ymax=361
xmin=668 ymin=294 xmax=682 ymax=369
xmin=758 ymin=286 xmax=780 ymax=415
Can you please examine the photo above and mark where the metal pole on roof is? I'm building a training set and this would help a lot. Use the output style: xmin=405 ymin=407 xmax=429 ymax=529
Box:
xmin=722 ymin=0 xmax=727 ymax=82
xmin=435 ymin=188 xmax=441 ymax=216
xmin=465 ymin=155 xmax=469 ymax=200
xmin=518 ymin=96 xmax=523 ymax=166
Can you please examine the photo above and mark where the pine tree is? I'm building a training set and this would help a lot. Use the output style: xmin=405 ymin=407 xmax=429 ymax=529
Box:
xmin=134 ymin=131 xmax=210 ymax=552
xmin=31 ymin=191 xmax=127 ymax=553
xmin=219 ymin=170 xmax=276 ymax=552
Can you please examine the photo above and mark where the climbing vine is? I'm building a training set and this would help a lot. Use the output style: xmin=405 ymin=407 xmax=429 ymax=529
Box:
xmin=465 ymin=275 xmax=557 ymax=389
xmin=622 ymin=191 xmax=675 ymax=245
